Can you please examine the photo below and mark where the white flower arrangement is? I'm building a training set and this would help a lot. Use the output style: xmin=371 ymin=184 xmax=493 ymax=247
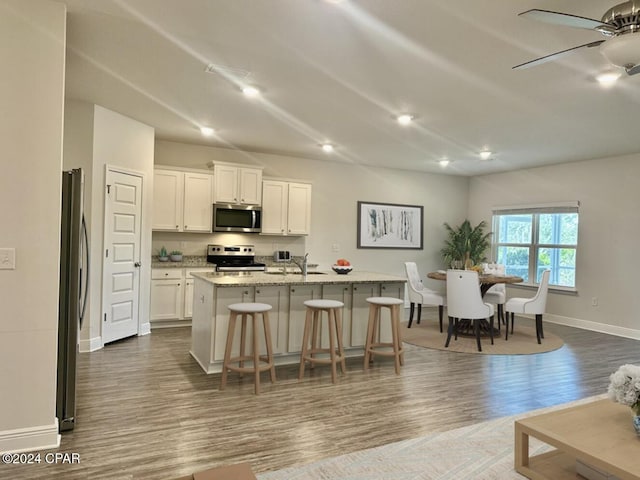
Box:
xmin=607 ymin=364 xmax=640 ymax=415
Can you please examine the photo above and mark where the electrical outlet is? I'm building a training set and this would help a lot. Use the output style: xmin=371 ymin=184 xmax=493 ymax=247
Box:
xmin=0 ymin=248 xmax=16 ymax=270
xmin=591 ymin=297 xmax=598 ymax=307
xmin=332 ymin=243 xmax=340 ymax=252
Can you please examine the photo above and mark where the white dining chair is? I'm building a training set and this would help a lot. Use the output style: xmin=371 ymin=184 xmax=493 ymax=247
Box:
xmin=482 ymin=263 xmax=506 ymax=330
xmin=504 ymin=269 xmax=551 ymax=343
xmin=445 ymin=269 xmax=495 ymax=352
xmin=404 ymin=262 xmax=446 ymax=332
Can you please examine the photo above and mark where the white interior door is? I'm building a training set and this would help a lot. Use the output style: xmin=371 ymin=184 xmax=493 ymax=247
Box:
xmin=103 ymin=169 xmax=142 ymax=344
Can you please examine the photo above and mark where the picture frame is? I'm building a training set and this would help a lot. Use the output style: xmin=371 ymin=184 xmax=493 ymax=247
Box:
xmin=357 ymin=201 xmax=423 ymax=249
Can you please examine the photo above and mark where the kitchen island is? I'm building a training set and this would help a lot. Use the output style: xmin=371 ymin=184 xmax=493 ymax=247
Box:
xmin=190 ymin=271 xmax=406 ymax=373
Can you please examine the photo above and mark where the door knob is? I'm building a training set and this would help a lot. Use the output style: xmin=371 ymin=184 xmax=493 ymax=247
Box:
xmin=134 ymin=262 xmax=141 ymax=267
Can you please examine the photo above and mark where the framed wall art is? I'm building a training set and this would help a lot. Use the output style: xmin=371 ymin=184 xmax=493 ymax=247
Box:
xmin=357 ymin=201 xmax=423 ymax=249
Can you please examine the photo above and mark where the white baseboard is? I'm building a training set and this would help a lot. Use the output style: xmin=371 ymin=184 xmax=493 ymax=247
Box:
xmin=151 ymin=319 xmax=191 ymax=329
xmin=79 ymin=336 xmax=102 ymax=353
xmin=525 ymin=313 xmax=640 ymax=341
xmin=0 ymin=420 xmax=60 ymax=454
xmin=139 ymin=322 xmax=151 ymax=336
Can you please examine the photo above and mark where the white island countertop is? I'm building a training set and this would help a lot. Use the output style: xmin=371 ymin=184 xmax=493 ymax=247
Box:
xmin=191 ymin=270 xmax=406 ymax=287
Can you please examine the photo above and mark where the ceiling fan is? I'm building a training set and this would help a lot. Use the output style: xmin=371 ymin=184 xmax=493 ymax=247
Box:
xmin=513 ymin=0 xmax=640 ymax=75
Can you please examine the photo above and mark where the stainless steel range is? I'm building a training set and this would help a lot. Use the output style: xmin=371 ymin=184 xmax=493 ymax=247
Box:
xmin=206 ymin=244 xmax=266 ymax=272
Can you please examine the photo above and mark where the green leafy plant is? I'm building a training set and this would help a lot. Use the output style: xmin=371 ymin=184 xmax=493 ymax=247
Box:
xmin=440 ymin=220 xmax=491 ymax=268
xmin=159 ymin=246 xmax=168 ymax=258
xmin=170 ymin=250 xmax=182 ymax=256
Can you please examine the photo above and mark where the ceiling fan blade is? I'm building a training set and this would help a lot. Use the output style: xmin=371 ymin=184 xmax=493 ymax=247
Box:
xmin=626 ymin=64 xmax=640 ymax=76
xmin=519 ymin=9 xmax=615 ymax=33
xmin=512 ymin=40 xmax=605 ymax=70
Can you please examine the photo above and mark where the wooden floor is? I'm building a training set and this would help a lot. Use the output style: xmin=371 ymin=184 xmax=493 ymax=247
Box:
xmin=4 ymin=315 xmax=639 ymax=479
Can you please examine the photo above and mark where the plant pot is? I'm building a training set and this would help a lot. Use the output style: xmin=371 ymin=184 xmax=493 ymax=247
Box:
xmin=158 ymin=256 xmax=169 ymax=262
xmin=170 ymin=254 xmax=183 ymax=262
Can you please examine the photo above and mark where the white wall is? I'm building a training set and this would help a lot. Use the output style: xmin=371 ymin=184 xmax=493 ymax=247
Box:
xmin=64 ymin=103 xmax=155 ymax=350
xmin=154 ymin=140 xmax=469 ymax=279
xmin=0 ymin=0 xmax=66 ymax=452
xmin=468 ymin=154 xmax=640 ymax=338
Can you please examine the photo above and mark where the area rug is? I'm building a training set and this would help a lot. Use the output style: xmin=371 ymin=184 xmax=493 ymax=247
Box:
xmin=256 ymin=395 xmax=606 ymax=480
xmin=401 ymin=320 xmax=564 ymax=355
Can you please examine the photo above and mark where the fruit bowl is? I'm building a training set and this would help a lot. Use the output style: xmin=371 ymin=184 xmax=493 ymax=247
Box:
xmin=332 ymin=265 xmax=353 ymax=275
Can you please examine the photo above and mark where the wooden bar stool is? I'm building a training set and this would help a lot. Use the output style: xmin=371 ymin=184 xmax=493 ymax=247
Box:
xmin=364 ymin=297 xmax=404 ymax=374
xmin=298 ymin=299 xmax=346 ymax=383
xmin=220 ymin=302 xmax=276 ymax=395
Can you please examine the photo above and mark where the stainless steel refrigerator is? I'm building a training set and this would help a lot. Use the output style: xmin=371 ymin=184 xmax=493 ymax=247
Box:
xmin=57 ymin=168 xmax=89 ymax=432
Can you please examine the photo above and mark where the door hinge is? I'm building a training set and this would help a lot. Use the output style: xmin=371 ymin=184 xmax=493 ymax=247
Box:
xmin=106 ymin=184 xmax=111 ymax=194
xmin=105 ymin=249 xmax=109 ymax=258
xmin=103 ymin=313 xmax=107 ymax=322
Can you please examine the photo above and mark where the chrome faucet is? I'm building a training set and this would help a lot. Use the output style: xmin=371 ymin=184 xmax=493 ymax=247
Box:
xmin=292 ymin=253 xmax=309 ymax=276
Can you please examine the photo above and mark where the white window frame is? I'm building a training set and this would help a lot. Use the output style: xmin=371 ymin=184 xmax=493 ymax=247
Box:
xmin=492 ymin=202 xmax=579 ymax=291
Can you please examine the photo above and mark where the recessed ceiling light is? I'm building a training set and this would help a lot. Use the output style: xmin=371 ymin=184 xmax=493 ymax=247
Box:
xmin=200 ymin=127 xmax=215 ymax=136
xmin=242 ymin=86 xmax=261 ymax=98
xmin=438 ymin=159 xmax=450 ymax=167
xmin=479 ymin=150 xmax=492 ymax=160
xmin=596 ymin=71 xmax=621 ymax=87
xmin=397 ymin=114 xmax=413 ymax=126
xmin=321 ymin=143 xmax=334 ymax=153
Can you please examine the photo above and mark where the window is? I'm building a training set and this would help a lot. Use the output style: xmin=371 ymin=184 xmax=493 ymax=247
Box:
xmin=492 ymin=203 xmax=579 ymax=288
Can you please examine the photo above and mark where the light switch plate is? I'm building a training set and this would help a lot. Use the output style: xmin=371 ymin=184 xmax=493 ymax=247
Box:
xmin=0 ymin=248 xmax=16 ymax=270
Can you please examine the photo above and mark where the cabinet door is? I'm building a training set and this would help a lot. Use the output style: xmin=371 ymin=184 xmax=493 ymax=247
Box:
xmin=239 ymin=168 xmax=262 ymax=205
xmin=287 ymin=183 xmax=312 ymax=235
xmin=184 ymin=279 xmax=194 ymax=318
xmin=153 ymin=170 xmax=183 ymax=231
xmin=287 ymin=284 xmax=322 ymax=352
xmin=351 ymin=283 xmax=380 ymax=347
xmin=379 ymin=282 xmax=404 ymax=342
xmin=255 ymin=286 xmax=289 ymax=354
xmin=261 ymin=180 xmax=287 ymax=235
xmin=183 ymin=173 xmax=213 ymax=232
xmin=213 ymin=165 xmax=238 ymax=203
xmin=150 ymin=279 xmax=184 ymax=321
xmin=213 ymin=287 xmax=255 ymax=361
xmin=321 ymin=284 xmax=352 ymax=348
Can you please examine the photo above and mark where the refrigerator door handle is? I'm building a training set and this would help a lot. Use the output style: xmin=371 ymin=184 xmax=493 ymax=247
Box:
xmin=79 ymin=215 xmax=90 ymax=330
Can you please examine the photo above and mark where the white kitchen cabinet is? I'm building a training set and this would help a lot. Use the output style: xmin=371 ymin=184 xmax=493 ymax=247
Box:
xmin=150 ymin=269 xmax=183 ymax=322
xmin=213 ymin=164 xmax=262 ymax=205
xmin=152 ymin=169 xmax=213 ymax=232
xmin=255 ymin=285 xmax=289 ymax=354
xmin=261 ymin=180 xmax=312 ymax=235
xmin=212 ymin=286 xmax=255 ymax=361
xmin=184 ymin=268 xmax=216 ymax=318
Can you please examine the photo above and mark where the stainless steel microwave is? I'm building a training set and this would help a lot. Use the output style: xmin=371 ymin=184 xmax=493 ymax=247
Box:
xmin=212 ymin=203 xmax=262 ymax=233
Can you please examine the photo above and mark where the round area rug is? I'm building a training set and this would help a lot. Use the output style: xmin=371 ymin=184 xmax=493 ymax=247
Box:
xmin=401 ymin=320 xmax=563 ymax=355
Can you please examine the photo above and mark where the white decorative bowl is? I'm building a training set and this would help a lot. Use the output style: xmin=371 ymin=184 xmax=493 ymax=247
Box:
xmin=332 ymin=265 xmax=353 ymax=275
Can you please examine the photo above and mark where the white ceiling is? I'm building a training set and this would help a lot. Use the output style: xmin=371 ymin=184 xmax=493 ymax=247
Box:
xmin=62 ymin=0 xmax=640 ymax=175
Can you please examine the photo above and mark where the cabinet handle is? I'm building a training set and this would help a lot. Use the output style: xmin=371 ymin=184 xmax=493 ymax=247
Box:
xmin=291 ymin=288 xmax=295 ymax=293
xmin=164 ymin=273 xmax=168 ymax=276
xmin=184 ymin=225 xmax=188 ymax=229
xmin=175 ymin=225 xmax=179 ymax=229
xmin=382 ymin=286 xmax=386 ymax=290
xmin=241 ymin=198 xmax=245 ymax=202
xmin=244 ymin=290 xmax=249 ymax=295
xmin=178 ymin=283 xmax=181 ymax=286
xmin=344 ymin=287 xmax=348 ymax=291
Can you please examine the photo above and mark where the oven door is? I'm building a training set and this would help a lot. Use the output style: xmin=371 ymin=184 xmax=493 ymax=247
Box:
xmin=213 ymin=204 xmax=261 ymax=233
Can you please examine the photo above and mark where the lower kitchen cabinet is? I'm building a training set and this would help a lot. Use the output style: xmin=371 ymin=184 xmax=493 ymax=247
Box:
xmin=287 ymin=284 xmax=322 ymax=352
xmin=150 ymin=269 xmax=183 ymax=322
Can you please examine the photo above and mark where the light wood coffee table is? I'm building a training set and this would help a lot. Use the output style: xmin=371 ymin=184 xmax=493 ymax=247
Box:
xmin=515 ymin=399 xmax=640 ymax=480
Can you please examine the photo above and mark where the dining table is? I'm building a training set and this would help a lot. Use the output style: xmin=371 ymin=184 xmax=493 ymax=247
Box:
xmin=426 ymin=270 xmax=524 ymax=337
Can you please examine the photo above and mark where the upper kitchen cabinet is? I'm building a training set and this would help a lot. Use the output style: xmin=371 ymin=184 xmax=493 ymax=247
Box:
xmin=212 ymin=163 xmax=262 ymax=205
xmin=262 ymin=180 xmax=312 ymax=235
xmin=152 ymin=168 xmax=213 ymax=232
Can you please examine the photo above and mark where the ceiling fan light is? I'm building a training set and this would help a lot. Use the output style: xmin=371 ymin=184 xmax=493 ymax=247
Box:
xmin=596 ymin=71 xmax=621 ymax=86
xmin=397 ymin=114 xmax=413 ymax=125
xmin=321 ymin=143 xmax=334 ymax=153
xmin=600 ymin=34 xmax=640 ymax=70
xmin=479 ymin=150 xmax=492 ymax=160
xmin=200 ymin=127 xmax=215 ymax=136
xmin=242 ymin=86 xmax=261 ymax=97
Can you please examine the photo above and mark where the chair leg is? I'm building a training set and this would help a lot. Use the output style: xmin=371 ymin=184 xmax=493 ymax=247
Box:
xmin=496 ymin=305 xmax=503 ymax=333
xmin=364 ymin=305 xmax=377 ymax=368
xmin=454 ymin=318 xmax=459 ymax=340
xmin=535 ymin=314 xmax=542 ymax=344
xmin=445 ymin=316 xmax=454 ymax=347
xmin=408 ymin=302 xmax=415 ymax=328
xmin=505 ymin=312 xmax=510 ymax=340
xmin=438 ymin=305 xmax=444 ymax=333
xmin=475 ymin=319 xmax=482 ymax=352
xmin=417 ymin=304 xmax=422 ymax=324
xmin=299 ymin=309 xmax=313 ymax=380
xmin=489 ymin=315 xmax=494 ymax=345
xmin=539 ymin=315 xmax=545 ymax=339
xmin=262 ymin=312 xmax=276 ymax=384
xmin=335 ymin=308 xmax=347 ymax=374
xmin=510 ymin=312 xmax=515 ymax=334
xmin=252 ymin=314 xmax=261 ymax=394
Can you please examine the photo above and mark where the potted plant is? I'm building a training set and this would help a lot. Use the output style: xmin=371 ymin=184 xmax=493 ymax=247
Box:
xmin=170 ymin=250 xmax=183 ymax=262
xmin=440 ymin=219 xmax=491 ymax=268
xmin=158 ymin=246 xmax=169 ymax=262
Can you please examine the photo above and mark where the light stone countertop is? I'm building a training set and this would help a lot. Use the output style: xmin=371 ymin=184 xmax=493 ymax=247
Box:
xmin=191 ymin=270 xmax=406 ymax=287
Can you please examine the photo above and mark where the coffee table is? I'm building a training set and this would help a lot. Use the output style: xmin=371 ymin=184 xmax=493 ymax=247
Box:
xmin=515 ymin=399 xmax=640 ymax=480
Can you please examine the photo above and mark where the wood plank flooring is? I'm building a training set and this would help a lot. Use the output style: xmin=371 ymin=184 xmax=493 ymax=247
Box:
xmin=3 ymin=315 xmax=639 ymax=480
